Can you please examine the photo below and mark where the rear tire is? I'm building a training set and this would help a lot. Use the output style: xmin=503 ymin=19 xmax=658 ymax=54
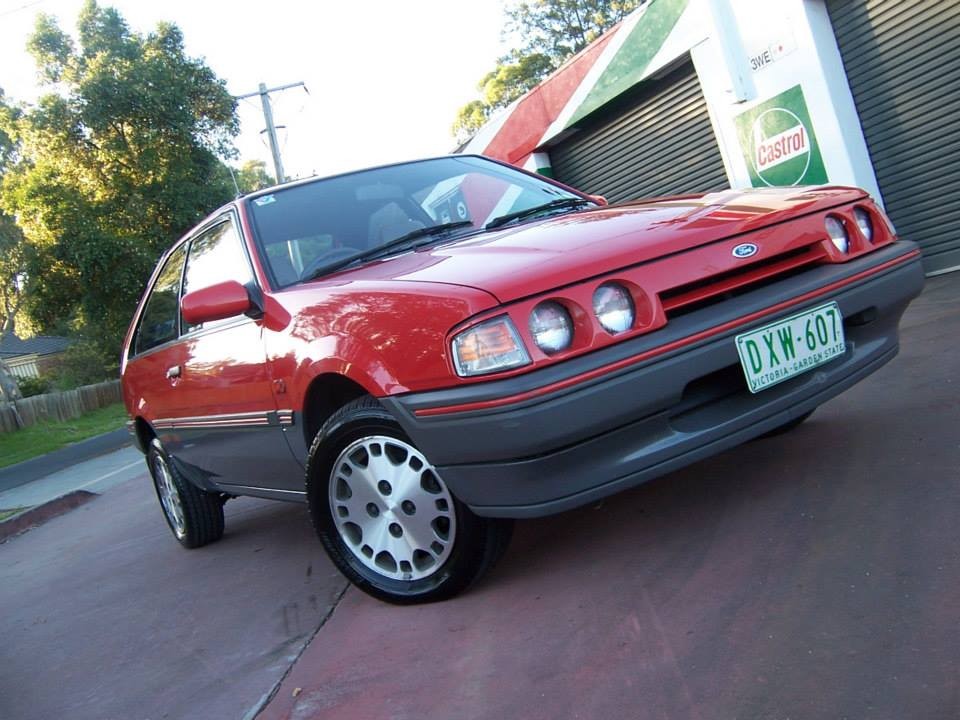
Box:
xmin=306 ymin=397 xmax=512 ymax=604
xmin=147 ymin=438 xmax=225 ymax=548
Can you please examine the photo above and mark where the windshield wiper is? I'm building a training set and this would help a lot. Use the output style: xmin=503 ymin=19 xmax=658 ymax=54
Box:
xmin=300 ymin=220 xmax=473 ymax=282
xmin=374 ymin=220 xmax=473 ymax=254
xmin=484 ymin=197 xmax=592 ymax=230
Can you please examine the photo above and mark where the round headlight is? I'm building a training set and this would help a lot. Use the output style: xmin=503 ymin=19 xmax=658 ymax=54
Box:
xmin=593 ymin=283 xmax=635 ymax=334
xmin=825 ymin=216 xmax=849 ymax=253
xmin=853 ymin=208 xmax=873 ymax=242
xmin=529 ymin=302 xmax=573 ymax=355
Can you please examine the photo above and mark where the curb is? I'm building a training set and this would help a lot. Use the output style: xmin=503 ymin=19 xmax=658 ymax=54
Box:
xmin=0 ymin=489 xmax=99 ymax=542
xmin=0 ymin=428 xmax=131 ymax=493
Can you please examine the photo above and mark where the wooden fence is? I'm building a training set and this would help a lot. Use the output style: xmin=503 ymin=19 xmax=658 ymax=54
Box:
xmin=0 ymin=380 xmax=122 ymax=434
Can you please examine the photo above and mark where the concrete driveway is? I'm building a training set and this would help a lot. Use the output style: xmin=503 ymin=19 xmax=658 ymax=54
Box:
xmin=1 ymin=273 xmax=957 ymax=720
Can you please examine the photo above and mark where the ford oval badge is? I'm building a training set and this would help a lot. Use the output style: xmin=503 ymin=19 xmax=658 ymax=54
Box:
xmin=732 ymin=243 xmax=758 ymax=259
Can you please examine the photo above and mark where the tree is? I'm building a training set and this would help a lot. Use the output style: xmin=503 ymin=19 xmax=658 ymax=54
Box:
xmin=0 ymin=1 xmax=239 ymax=363
xmin=0 ymin=90 xmax=27 ymax=404
xmin=0 ymin=210 xmax=27 ymax=404
xmin=0 ymin=212 xmax=29 ymax=342
xmin=453 ymin=0 xmax=641 ymax=142
xmin=0 ymin=91 xmax=22 ymax=340
xmin=235 ymin=159 xmax=273 ymax=194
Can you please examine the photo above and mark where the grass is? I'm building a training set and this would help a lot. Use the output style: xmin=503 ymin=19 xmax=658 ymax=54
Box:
xmin=0 ymin=507 xmax=27 ymax=521
xmin=0 ymin=403 xmax=128 ymax=470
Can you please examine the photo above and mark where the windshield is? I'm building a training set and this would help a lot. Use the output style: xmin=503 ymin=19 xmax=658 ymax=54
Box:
xmin=246 ymin=155 xmax=585 ymax=287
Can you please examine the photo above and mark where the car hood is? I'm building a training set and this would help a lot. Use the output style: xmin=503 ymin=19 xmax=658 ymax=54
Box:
xmin=331 ymin=186 xmax=867 ymax=303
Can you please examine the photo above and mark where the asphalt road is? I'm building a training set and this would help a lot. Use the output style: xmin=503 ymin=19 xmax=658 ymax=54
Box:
xmin=1 ymin=479 xmax=347 ymax=720
xmin=1 ymin=273 xmax=957 ymax=720
xmin=0 ymin=428 xmax=130 ymax=492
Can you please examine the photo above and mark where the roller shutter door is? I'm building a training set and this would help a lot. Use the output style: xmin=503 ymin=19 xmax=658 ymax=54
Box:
xmin=549 ymin=60 xmax=729 ymax=204
xmin=827 ymin=0 xmax=960 ymax=274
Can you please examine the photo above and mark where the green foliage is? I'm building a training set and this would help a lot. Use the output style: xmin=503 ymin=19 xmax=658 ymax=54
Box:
xmin=505 ymin=0 xmax=641 ymax=64
xmin=0 ymin=89 xmax=19 ymax=170
xmin=0 ymin=209 xmax=28 ymax=336
xmin=452 ymin=101 xmax=492 ymax=147
xmin=235 ymin=159 xmax=274 ymax=194
xmin=16 ymin=375 xmax=52 ymax=398
xmin=0 ymin=402 xmax=127 ymax=468
xmin=452 ymin=0 xmax=641 ymax=142
xmin=0 ymin=1 xmax=239 ymax=359
xmin=481 ymin=51 xmax=556 ymax=111
xmin=0 ymin=90 xmax=32 ymax=347
xmin=48 ymin=338 xmax=118 ymax=390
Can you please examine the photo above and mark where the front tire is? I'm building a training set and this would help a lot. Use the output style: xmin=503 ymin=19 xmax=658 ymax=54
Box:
xmin=147 ymin=438 xmax=225 ymax=548
xmin=306 ymin=397 xmax=512 ymax=604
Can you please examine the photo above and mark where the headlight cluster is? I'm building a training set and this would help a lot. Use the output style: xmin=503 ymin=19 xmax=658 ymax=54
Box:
xmin=593 ymin=283 xmax=635 ymax=334
xmin=529 ymin=302 xmax=572 ymax=355
xmin=452 ymin=283 xmax=638 ymax=377
xmin=451 ymin=316 xmax=530 ymax=377
xmin=825 ymin=216 xmax=849 ymax=253
xmin=853 ymin=208 xmax=873 ymax=242
xmin=826 ymin=207 xmax=887 ymax=254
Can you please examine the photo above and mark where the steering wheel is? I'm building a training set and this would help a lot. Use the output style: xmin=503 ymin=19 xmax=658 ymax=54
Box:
xmin=299 ymin=246 xmax=362 ymax=281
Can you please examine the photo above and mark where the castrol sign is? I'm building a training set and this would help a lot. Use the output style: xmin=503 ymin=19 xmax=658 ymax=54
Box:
xmin=754 ymin=117 xmax=808 ymax=172
xmin=735 ymin=85 xmax=827 ymax=188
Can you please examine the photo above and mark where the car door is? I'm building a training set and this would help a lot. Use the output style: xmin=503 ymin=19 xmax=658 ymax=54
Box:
xmin=162 ymin=214 xmax=304 ymax=497
xmin=125 ymin=244 xmax=190 ymax=436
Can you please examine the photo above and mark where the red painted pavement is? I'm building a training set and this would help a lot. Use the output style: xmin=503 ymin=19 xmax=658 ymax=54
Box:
xmin=260 ymin=274 xmax=959 ymax=720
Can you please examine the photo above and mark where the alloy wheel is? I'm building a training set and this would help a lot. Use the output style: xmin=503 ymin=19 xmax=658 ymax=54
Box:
xmin=328 ymin=435 xmax=456 ymax=581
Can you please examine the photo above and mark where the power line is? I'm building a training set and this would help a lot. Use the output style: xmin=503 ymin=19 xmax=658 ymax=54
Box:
xmin=234 ymin=81 xmax=306 ymax=184
xmin=0 ymin=0 xmax=45 ymax=19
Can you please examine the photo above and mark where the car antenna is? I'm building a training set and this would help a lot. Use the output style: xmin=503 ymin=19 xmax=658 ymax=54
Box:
xmin=226 ymin=164 xmax=242 ymax=198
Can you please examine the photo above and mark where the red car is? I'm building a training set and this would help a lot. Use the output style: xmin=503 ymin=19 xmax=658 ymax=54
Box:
xmin=121 ymin=155 xmax=923 ymax=603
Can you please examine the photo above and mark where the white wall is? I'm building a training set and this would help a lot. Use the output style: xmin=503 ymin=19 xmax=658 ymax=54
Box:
xmin=689 ymin=0 xmax=882 ymax=199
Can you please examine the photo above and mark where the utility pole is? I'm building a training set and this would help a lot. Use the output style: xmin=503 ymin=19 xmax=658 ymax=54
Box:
xmin=235 ymin=81 xmax=306 ymax=184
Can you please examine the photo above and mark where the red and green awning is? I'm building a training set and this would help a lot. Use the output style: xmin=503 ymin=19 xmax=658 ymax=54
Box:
xmin=464 ymin=0 xmax=690 ymax=171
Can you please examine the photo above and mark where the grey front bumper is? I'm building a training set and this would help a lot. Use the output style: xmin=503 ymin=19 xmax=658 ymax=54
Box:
xmin=382 ymin=243 xmax=925 ymax=518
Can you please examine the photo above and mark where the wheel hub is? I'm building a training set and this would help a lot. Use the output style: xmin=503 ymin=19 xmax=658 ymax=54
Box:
xmin=328 ymin=435 xmax=456 ymax=581
xmin=153 ymin=454 xmax=186 ymax=539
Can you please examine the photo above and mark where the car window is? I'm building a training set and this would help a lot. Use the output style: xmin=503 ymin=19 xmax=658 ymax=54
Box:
xmin=134 ymin=244 xmax=187 ymax=355
xmin=248 ymin=156 xmax=583 ymax=287
xmin=263 ymin=234 xmax=334 ymax=284
xmin=181 ymin=218 xmax=254 ymax=333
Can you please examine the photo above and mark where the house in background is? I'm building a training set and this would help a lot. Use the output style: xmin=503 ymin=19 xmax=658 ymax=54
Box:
xmin=0 ymin=335 xmax=73 ymax=379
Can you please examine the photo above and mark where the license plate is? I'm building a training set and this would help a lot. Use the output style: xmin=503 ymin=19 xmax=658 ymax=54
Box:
xmin=735 ymin=302 xmax=846 ymax=393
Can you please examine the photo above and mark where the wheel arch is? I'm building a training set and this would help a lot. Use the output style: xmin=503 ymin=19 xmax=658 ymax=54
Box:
xmin=132 ymin=416 xmax=156 ymax=454
xmin=300 ymin=373 xmax=372 ymax=450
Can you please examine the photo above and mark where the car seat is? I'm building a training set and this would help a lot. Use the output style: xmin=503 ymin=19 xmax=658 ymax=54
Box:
xmin=367 ymin=202 xmax=425 ymax=247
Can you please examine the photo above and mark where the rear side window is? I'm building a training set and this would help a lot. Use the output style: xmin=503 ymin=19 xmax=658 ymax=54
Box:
xmin=134 ymin=244 xmax=187 ymax=355
xmin=182 ymin=218 xmax=253 ymax=333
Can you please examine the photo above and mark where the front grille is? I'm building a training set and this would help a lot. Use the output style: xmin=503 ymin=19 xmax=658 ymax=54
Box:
xmin=660 ymin=244 xmax=828 ymax=319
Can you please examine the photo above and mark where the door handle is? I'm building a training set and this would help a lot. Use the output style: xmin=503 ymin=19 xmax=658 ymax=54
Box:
xmin=166 ymin=365 xmax=182 ymax=379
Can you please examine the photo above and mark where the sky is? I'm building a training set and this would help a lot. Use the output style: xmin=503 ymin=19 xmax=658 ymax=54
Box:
xmin=0 ymin=0 xmax=506 ymax=179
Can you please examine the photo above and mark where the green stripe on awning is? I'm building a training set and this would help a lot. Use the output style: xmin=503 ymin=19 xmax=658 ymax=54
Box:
xmin=566 ymin=0 xmax=689 ymax=128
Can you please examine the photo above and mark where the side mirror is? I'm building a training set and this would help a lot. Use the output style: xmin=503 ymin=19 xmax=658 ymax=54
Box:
xmin=181 ymin=280 xmax=254 ymax=326
xmin=587 ymin=194 xmax=608 ymax=206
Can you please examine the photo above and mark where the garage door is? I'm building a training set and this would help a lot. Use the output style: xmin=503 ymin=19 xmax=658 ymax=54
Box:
xmin=549 ymin=60 xmax=729 ymax=204
xmin=827 ymin=0 xmax=960 ymax=274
